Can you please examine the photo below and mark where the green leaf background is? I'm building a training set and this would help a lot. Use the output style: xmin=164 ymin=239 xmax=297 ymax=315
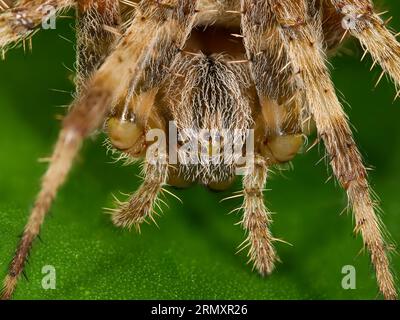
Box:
xmin=0 ymin=1 xmax=400 ymax=300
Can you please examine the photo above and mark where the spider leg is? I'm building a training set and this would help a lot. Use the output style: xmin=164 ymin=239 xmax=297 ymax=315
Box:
xmin=109 ymin=0 xmax=199 ymax=230
xmin=240 ymin=155 xmax=277 ymax=275
xmin=111 ymin=156 xmax=169 ymax=230
xmin=0 ymin=0 xmax=14 ymax=11
xmin=76 ymin=0 xmax=121 ymax=90
xmin=1 ymin=1 xmax=120 ymax=300
xmin=0 ymin=0 xmax=197 ymax=300
xmin=0 ymin=0 xmax=74 ymax=52
xmin=241 ymin=0 xmax=295 ymax=136
xmin=330 ymin=0 xmax=400 ymax=93
xmin=320 ymin=0 xmax=348 ymax=51
xmin=240 ymin=0 xmax=303 ymax=275
xmin=272 ymin=0 xmax=396 ymax=299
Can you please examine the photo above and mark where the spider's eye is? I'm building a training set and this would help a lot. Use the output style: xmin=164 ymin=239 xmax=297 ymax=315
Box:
xmin=107 ymin=117 xmax=144 ymax=151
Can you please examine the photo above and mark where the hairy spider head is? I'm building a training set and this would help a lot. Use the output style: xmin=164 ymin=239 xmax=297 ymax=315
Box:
xmin=106 ymin=19 xmax=305 ymax=186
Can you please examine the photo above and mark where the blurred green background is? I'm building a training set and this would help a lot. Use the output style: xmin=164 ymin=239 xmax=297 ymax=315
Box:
xmin=1 ymin=1 xmax=400 ymax=300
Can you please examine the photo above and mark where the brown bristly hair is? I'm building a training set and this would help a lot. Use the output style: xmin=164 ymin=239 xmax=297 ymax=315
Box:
xmin=270 ymin=0 xmax=396 ymax=299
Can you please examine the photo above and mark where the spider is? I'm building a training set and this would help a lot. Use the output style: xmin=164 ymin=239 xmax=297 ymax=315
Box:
xmin=0 ymin=0 xmax=399 ymax=300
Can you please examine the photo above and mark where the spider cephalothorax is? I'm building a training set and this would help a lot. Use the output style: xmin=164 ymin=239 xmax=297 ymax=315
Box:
xmin=0 ymin=0 xmax=399 ymax=300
